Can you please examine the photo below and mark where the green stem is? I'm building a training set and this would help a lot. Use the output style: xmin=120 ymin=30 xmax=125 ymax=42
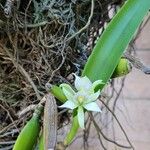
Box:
xmin=63 ymin=110 xmax=79 ymax=146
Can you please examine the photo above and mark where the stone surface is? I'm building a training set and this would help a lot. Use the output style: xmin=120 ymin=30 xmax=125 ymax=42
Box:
xmin=135 ymin=15 xmax=150 ymax=49
xmin=113 ymin=99 xmax=150 ymax=149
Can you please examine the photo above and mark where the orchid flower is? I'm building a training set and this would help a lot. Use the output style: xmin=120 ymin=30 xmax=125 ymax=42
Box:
xmin=59 ymin=74 xmax=103 ymax=129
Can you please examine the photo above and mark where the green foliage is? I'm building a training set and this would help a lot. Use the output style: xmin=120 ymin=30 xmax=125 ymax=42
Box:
xmin=64 ymin=110 xmax=79 ymax=146
xmin=13 ymin=107 xmax=42 ymax=150
xmin=39 ymin=133 xmax=44 ymax=150
xmin=82 ymin=0 xmax=150 ymax=88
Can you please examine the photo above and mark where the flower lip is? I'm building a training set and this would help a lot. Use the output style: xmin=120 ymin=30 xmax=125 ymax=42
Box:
xmin=73 ymin=91 xmax=87 ymax=104
xmin=77 ymin=95 xmax=85 ymax=104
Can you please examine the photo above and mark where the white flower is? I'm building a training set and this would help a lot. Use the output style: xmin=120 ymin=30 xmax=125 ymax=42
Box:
xmin=59 ymin=74 xmax=103 ymax=129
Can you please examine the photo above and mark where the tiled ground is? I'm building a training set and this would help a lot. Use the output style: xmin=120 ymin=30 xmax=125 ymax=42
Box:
xmin=135 ymin=16 xmax=150 ymax=50
xmin=69 ymin=17 xmax=150 ymax=150
xmin=113 ymin=18 xmax=150 ymax=150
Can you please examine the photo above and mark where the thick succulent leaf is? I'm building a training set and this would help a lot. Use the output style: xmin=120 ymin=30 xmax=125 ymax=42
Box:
xmin=82 ymin=0 xmax=150 ymax=90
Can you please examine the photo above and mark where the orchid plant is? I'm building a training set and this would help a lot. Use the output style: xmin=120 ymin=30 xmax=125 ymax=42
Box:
xmin=59 ymin=74 xmax=103 ymax=129
xmin=50 ymin=0 xmax=150 ymax=146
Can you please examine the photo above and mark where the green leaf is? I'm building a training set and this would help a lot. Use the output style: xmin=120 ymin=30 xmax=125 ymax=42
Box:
xmin=82 ymin=0 xmax=150 ymax=89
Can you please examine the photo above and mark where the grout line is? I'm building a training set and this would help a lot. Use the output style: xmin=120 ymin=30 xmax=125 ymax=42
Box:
xmin=123 ymin=97 xmax=150 ymax=100
xmin=136 ymin=48 xmax=150 ymax=51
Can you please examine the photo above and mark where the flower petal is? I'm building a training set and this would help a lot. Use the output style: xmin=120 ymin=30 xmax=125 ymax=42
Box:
xmin=60 ymin=84 xmax=75 ymax=101
xmin=91 ymin=80 xmax=104 ymax=92
xmin=86 ymin=90 xmax=100 ymax=103
xmin=60 ymin=83 xmax=75 ymax=95
xmin=83 ymin=102 xmax=102 ymax=112
xmin=77 ymin=106 xmax=85 ymax=129
xmin=59 ymin=100 xmax=77 ymax=109
xmin=74 ymin=74 xmax=92 ymax=91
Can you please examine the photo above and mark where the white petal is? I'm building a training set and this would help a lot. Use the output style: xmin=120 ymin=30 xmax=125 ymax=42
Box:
xmin=74 ymin=74 xmax=92 ymax=91
xmin=92 ymin=80 xmax=103 ymax=89
xmin=77 ymin=106 xmax=85 ymax=129
xmin=60 ymin=84 xmax=75 ymax=101
xmin=59 ymin=100 xmax=77 ymax=109
xmin=60 ymin=83 xmax=75 ymax=95
xmin=89 ymin=80 xmax=104 ymax=93
xmin=83 ymin=102 xmax=102 ymax=112
xmin=86 ymin=91 xmax=100 ymax=103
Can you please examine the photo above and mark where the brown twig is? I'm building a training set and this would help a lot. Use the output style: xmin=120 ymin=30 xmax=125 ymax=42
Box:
xmin=0 ymin=103 xmax=18 ymax=131
xmin=1 ymin=45 xmax=42 ymax=100
xmin=124 ymin=52 xmax=150 ymax=74
xmin=99 ymin=100 xmax=134 ymax=150
xmin=89 ymin=112 xmax=133 ymax=149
